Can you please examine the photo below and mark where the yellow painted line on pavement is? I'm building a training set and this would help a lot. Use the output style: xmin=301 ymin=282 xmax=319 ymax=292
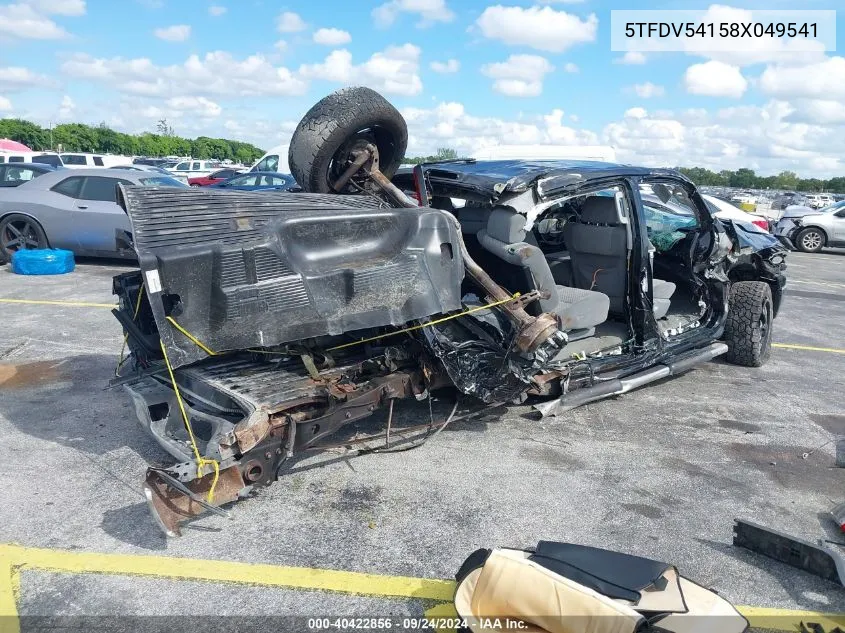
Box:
xmin=0 ymin=298 xmax=116 ymax=309
xmin=774 ymin=342 xmax=845 ymax=354
xmin=0 ymin=543 xmax=843 ymax=632
xmin=740 ymin=606 xmax=845 ymax=632
xmin=0 ymin=542 xmax=453 ymax=600
xmin=0 ymin=561 xmax=18 ymax=633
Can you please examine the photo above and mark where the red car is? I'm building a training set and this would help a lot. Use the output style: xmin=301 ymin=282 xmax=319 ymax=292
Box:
xmin=187 ymin=168 xmax=243 ymax=187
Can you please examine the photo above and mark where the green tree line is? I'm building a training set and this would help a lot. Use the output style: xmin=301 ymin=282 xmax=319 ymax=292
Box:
xmin=403 ymin=147 xmax=459 ymax=164
xmin=0 ymin=118 xmax=264 ymax=163
xmin=674 ymin=167 xmax=845 ymax=194
xmin=404 ymin=149 xmax=845 ymax=194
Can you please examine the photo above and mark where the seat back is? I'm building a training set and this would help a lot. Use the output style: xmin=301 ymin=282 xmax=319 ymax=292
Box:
xmin=477 ymin=207 xmax=560 ymax=314
xmin=562 ymin=196 xmax=629 ymax=314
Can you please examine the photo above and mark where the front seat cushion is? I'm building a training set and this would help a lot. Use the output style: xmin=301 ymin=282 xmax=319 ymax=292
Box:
xmin=653 ymin=279 xmax=676 ymax=300
xmin=555 ymin=286 xmax=610 ymax=331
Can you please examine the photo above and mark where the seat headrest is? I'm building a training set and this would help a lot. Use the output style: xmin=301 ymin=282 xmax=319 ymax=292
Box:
xmin=486 ymin=208 xmax=527 ymax=243
xmin=580 ymin=196 xmax=621 ymax=225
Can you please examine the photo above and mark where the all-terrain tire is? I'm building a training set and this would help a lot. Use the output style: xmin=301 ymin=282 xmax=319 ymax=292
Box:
xmin=723 ymin=281 xmax=773 ymax=367
xmin=288 ymin=86 xmax=408 ymax=193
xmin=0 ymin=214 xmax=49 ymax=265
xmin=794 ymin=227 xmax=825 ymax=253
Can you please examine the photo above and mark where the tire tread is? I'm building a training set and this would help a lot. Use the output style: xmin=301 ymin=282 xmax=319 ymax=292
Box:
xmin=723 ymin=281 xmax=772 ymax=367
xmin=288 ymin=87 xmax=407 ymax=193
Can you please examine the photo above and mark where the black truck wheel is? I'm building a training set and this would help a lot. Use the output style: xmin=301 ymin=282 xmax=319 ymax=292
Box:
xmin=288 ymin=86 xmax=408 ymax=193
xmin=0 ymin=214 xmax=49 ymax=265
xmin=723 ymin=281 xmax=773 ymax=367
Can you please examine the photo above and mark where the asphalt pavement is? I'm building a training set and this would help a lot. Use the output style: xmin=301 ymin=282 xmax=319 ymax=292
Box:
xmin=1 ymin=250 xmax=844 ymax=624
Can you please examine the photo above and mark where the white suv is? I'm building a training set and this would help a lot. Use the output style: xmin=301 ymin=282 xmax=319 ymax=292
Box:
xmin=806 ymin=193 xmax=834 ymax=209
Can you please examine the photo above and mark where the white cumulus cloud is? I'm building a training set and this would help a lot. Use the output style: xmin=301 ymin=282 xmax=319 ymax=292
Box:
xmin=624 ymin=107 xmax=648 ymax=119
xmin=372 ymin=0 xmax=454 ymax=28
xmin=400 ymin=101 xmax=598 ymax=157
xmin=599 ymin=100 xmax=845 ymax=177
xmin=277 ymin=11 xmax=306 ymax=33
xmin=154 ymin=24 xmax=191 ymax=41
xmin=0 ymin=96 xmax=13 ymax=111
xmin=299 ymin=50 xmax=354 ymax=83
xmin=481 ymin=54 xmax=554 ymax=98
xmin=57 ymin=94 xmax=75 ymax=119
xmin=614 ymin=51 xmax=647 ymax=65
xmin=208 ymin=5 xmax=226 ymax=17
xmin=632 ymin=82 xmax=665 ymax=98
xmin=313 ymin=28 xmax=352 ymax=46
xmin=167 ymin=96 xmax=222 ymax=118
xmin=475 ymin=5 xmax=598 ymax=53
xmin=300 ymin=44 xmax=423 ymax=96
xmin=785 ymin=99 xmax=845 ymax=125
xmin=27 ymin=0 xmax=86 ymax=15
xmin=61 ymin=51 xmax=308 ymax=98
xmin=0 ymin=3 xmax=71 ymax=39
xmin=759 ymin=56 xmax=845 ymax=100
xmin=684 ymin=60 xmax=747 ymax=98
xmin=430 ymin=59 xmax=460 ymax=73
xmin=0 ymin=66 xmax=58 ymax=90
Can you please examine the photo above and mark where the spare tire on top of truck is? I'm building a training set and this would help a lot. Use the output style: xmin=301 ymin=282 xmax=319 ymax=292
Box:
xmin=288 ymin=86 xmax=408 ymax=194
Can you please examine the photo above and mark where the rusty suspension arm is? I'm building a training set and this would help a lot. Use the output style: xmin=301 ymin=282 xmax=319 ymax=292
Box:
xmin=346 ymin=145 xmax=564 ymax=354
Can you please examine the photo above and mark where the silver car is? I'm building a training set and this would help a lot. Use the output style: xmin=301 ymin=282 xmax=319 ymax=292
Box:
xmin=0 ymin=168 xmax=186 ymax=263
xmin=773 ymin=199 xmax=845 ymax=252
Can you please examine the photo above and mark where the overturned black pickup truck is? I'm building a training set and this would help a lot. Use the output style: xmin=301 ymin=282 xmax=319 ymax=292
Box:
xmin=111 ymin=87 xmax=788 ymax=536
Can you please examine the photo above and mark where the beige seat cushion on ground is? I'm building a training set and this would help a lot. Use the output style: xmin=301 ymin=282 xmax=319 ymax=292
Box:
xmin=650 ymin=577 xmax=747 ymax=633
xmin=454 ymin=548 xmax=748 ymax=633
xmin=631 ymin=567 xmax=686 ymax=613
xmin=454 ymin=549 xmax=644 ymax=633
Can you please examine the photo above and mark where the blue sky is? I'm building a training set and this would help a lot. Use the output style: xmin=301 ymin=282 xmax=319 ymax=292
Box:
xmin=1 ymin=0 xmax=843 ymax=176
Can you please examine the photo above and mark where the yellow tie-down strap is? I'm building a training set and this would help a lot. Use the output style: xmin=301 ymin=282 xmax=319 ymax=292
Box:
xmin=157 ymin=292 xmax=523 ymax=501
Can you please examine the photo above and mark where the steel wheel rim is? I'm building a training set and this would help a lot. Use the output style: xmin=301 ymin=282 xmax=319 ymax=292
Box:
xmin=802 ymin=231 xmax=821 ymax=250
xmin=2 ymin=219 xmax=40 ymax=253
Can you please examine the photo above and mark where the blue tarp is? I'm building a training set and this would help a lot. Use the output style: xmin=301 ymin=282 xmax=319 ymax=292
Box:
xmin=10 ymin=249 xmax=75 ymax=275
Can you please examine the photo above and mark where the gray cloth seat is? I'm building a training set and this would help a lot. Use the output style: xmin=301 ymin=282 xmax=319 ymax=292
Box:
xmin=563 ymin=196 xmax=676 ymax=318
xmin=652 ymin=279 xmax=676 ymax=319
xmin=556 ymin=285 xmax=611 ymax=331
xmin=654 ymin=279 xmax=676 ymax=299
xmin=476 ymin=207 xmax=608 ymax=332
xmin=562 ymin=196 xmax=629 ymax=314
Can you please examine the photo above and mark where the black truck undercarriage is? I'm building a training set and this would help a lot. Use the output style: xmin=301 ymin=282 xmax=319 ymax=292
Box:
xmin=112 ymin=182 xmax=573 ymax=535
xmin=111 ymin=87 xmax=787 ymax=536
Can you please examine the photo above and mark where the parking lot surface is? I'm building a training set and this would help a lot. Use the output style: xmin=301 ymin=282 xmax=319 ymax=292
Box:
xmin=1 ymin=251 xmax=844 ymax=623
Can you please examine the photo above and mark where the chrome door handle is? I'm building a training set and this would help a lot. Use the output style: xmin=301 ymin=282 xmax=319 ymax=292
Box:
xmin=77 ymin=205 xmax=88 ymax=209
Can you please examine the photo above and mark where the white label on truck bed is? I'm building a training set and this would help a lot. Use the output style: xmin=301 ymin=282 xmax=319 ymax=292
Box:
xmin=144 ymin=269 xmax=162 ymax=294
